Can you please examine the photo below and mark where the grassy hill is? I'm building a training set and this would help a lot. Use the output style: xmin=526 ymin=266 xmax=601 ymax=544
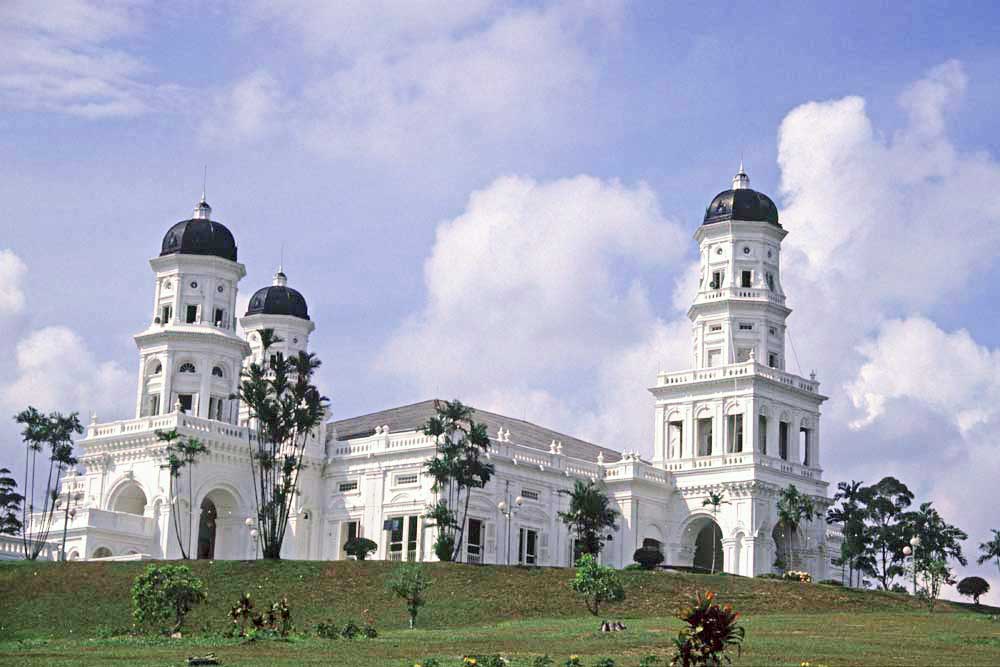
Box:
xmin=1 ymin=560 xmax=998 ymax=666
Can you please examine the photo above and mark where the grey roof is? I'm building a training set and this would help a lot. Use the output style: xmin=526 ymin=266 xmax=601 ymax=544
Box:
xmin=330 ymin=399 xmax=621 ymax=464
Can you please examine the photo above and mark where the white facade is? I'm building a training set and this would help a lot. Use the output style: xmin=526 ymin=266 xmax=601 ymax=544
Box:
xmin=21 ymin=174 xmax=841 ymax=578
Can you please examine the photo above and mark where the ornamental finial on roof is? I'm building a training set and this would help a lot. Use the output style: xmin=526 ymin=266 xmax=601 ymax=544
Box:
xmin=732 ymin=160 xmax=750 ymax=190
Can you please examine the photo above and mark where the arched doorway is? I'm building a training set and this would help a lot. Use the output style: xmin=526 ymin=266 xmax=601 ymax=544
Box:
xmin=111 ymin=483 xmax=148 ymax=515
xmin=692 ymin=518 xmax=724 ymax=573
xmin=772 ymin=521 xmax=801 ymax=571
xmin=92 ymin=546 xmax=112 ymax=558
xmin=197 ymin=497 xmax=218 ymax=559
xmin=197 ymin=487 xmax=241 ymax=559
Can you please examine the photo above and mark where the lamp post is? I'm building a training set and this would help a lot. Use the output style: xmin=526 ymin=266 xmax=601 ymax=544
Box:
xmin=908 ymin=535 xmax=921 ymax=595
xmin=245 ymin=517 xmax=257 ymax=561
xmin=497 ymin=481 xmax=524 ymax=566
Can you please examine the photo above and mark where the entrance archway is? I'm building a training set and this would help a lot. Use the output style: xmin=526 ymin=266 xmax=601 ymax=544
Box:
xmin=691 ymin=518 xmax=724 ymax=573
xmin=772 ymin=521 xmax=802 ymax=571
xmin=196 ymin=487 xmax=241 ymax=559
xmin=111 ymin=482 xmax=147 ymax=515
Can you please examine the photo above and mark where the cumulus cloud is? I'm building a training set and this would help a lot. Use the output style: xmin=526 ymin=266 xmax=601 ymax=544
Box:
xmin=0 ymin=249 xmax=27 ymax=317
xmin=378 ymin=174 xmax=687 ymax=442
xmin=205 ymin=2 xmax=621 ymax=161
xmin=200 ymin=70 xmax=285 ymax=145
xmin=0 ymin=0 xmax=174 ymax=118
xmin=847 ymin=317 xmax=1000 ymax=431
xmin=0 ymin=326 xmax=132 ymax=419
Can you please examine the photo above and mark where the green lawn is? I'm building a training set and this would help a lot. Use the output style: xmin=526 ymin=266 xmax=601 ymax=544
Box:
xmin=1 ymin=561 xmax=998 ymax=666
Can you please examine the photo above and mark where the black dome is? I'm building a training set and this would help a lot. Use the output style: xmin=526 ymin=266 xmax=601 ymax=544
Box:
xmin=246 ymin=284 xmax=310 ymax=320
xmin=703 ymin=188 xmax=780 ymax=226
xmin=161 ymin=217 xmax=238 ymax=261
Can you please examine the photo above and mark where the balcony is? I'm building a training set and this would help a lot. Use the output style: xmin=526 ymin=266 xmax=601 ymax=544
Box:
xmin=656 ymin=360 xmax=821 ymax=394
xmin=662 ymin=451 xmax=819 ymax=480
xmin=694 ymin=286 xmax=786 ymax=307
xmin=86 ymin=411 xmax=250 ymax=442
xmin=26 ymin=508 xmax=156 ymax=539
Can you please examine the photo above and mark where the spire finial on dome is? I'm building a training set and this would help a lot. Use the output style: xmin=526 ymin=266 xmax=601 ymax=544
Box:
xmin=732 ymin=159 xmax=750 ymax=190
xmin=193 ymin=165 xmax=212 ymax=219
xmin=273 ymin=267 xmax=288 ymax=287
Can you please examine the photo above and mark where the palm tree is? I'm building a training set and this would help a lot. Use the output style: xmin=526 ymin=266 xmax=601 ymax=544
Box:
xmin=558 ymin=479 xmax=619 ymax=558
xmin=776 ymin=484 xmax=820 ymax=571
xmin=157 ymin=429 xmax=208 ymax=559
xmin=701 ymin=490 xmax=729 ymax=574
xmin=977 ymin=529 xmax=1000 ymax=575
xmin=827 ymin=480 xmax=866 ymax=586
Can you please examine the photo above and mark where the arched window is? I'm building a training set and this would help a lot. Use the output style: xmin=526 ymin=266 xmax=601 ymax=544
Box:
xmin=179 ymin=362 xmax=196 ymax=374
xmin=212 ymin=366 xmax=224 ymax=378
xmin=92 ymin=546 xmax=112 ymax=559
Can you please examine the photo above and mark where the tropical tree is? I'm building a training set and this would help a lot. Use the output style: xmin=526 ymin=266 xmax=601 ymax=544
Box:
xmin=977 ymin=529 xmax=1000 ymax=575
xmin=0 ymin=467 xmax=23 ymax=535
xmin=826 ymin=480 xmax=868 ymax=586
xmin=131 ymin=563 xmax=207 ymax=634
xmin=13 ymin=408 xmax=83 ymax=560
xmin=956 ymin=576 xmax=990 ymax=606
xmin=57 ymin=487 xmax=82 ymax=562
xmin=701 ymin=490 xmax=729 ymax=574
xmin=558 ymin=479 xmax=619 ymax=557
xmin=902 ymin=502 xmax=967 ymax=569
xmin=233 ymin=329 xmax=329 ymax=559
xmin=386 ymin=562 xmax=432 ymax=629
xmin=156 ymin=429 xmax=209 ymax=559
xmin=861 ymin=476 xmax=914 ymax=590
xmin=570 ymin=553 xmax=625 ymax=616
xmin=422 ymin=399 xmax=495 ymax=562
xmin=776 ymin=484 xmax=820 ymax=571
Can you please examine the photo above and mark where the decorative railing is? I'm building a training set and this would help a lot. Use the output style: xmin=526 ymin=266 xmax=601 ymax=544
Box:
xmin=87 ymin=412 xmax=251 ymax=442
xmin=657 ymin=360 xmax=820 ymax=394
xmin=696 ymin=286 xmax=786 ymax=306
xmin=26 ymin=508 xmax=156 ymax=538
xmin=663 ymin=451 xmax=818 ymax=479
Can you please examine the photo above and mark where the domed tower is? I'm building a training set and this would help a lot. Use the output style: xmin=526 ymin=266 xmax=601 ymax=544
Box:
xmin=650 ymin=165 xmax=829 ymax=579
xmin=133 ymin=196 xmax=251 ymax=422
xmin=691 ymin=162 xmax=788 ymax=369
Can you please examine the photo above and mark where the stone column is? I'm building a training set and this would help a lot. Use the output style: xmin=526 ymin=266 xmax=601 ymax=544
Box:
xmin=160 ymin=352 xmax=175 ymax=415
xmin=197 ymin=354 xmax=212 ymax=418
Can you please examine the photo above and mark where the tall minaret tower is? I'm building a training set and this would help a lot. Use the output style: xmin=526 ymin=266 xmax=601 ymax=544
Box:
xmin=649 ymin=165 xmax=830 ymax=578
xmin=238 ymin=268 xmax=316 ymax=424
xmin=133 ymin=196 xmax=251 ymax=422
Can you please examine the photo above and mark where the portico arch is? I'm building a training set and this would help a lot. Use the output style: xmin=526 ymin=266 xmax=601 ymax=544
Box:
xmin=682 ymin=514 xmax=724 ymax=573
xmin=109 ymin=481 xmax=148 ymax=515
xmin=196 ymin=487 xmax=242 ymax=560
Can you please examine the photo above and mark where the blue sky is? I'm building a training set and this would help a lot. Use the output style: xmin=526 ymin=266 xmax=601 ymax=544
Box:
xmin=2 ymin=1 xmax=1000 ymax=599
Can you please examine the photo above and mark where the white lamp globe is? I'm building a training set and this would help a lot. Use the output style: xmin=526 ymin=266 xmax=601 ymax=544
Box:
xmin=902 ymin=546 xmax=912 ymax=557
xmin=245 ymin=517 xmax=254 ymax=528
xmin=910 ymin=536 xmax=921 ymax=548
xmin=497 ymin=501 xmax=508 ymax=513
xmin=250 ymin=529 xmax=258 ymax=539
xmin=515 ymin=496 xmax=524 ymax=507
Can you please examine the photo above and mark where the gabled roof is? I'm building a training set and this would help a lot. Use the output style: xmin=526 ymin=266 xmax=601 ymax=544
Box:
xmin=329 ymin=399 xmax=621 ymax=464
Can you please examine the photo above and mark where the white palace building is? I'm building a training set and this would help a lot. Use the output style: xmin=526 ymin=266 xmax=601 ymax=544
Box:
xmin=8 ymin=167 xmax=841 ymax=578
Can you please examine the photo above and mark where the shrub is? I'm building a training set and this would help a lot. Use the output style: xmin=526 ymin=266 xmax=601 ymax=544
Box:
xmin=344 ymin=537 xmax=378 ymax=561
xmin=564 ymin=657 xmax=583 ymax=667
xmin=414 ymin=660 xmax=440 ymax=667
xmin=463 ymin=655 xmax=508 ymax=666
xmin=131 ymin=564 xmax=207 ymax=635
xmin=633 ymin=547 xmax=665 ymax=570
xmin=817 ymin=579 xmax=842 ymax=586
xmin=533 ymin=656 xmax=555 ymax=667
xmin=387 ymin=562 xmax=432 ymax=629
xmin=314 ymin=621 xmax=339 ymax=639
xmin=570 ymin=554 xmax=625 ymax=616
xmin=340 ymin=620 xmax=360 ymax=639
xmin=957 ymin=576 xmax=990 ymax=605
xmin=670 ymin=591 xmax=745 ymax=667
xmin=592 ymin=659 xmax=615 ymax=667
xmin=890 ymin=583 xmax=909 ymax=594
xmin=433 ymin=533 xmax=455 ymax=562
xmin=756 ymin=573 xmax=782 ymax=580
xmin=782 ymin=570 xmax=812 ymax=583
xmin=228 ymin=593 xmax=256 ymax=637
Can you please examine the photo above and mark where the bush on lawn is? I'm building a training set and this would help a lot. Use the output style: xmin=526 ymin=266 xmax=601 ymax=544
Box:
xmin=670 ymin=591 xmax=745 ymax=667
xmin=570 ymin=554 xmax=625 ymax=616
xmin=633 ymin=546 xmax=665 ymax=570
xmin=344 ymin=537 xmax=378 ymax=561
xmin=817 ymin=579 xmax=843 ymax=586
xmin=131 ymin=563 xmax=207 ymax=635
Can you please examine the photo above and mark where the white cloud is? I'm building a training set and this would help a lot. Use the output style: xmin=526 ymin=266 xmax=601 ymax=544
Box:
xmin=0 ymin=250 xmax=27 ymax=317
xmin=0 ymin=326 xmax=132 ymax=420
xmin=0 ymin=0 xmax=173 ymax=118
xmin=205 ymin=2 xmax=622 ymax=161
xmin=200 ymin=70 xmax=285 ymax=145
xmin=847 ymin=317 xmax=1000 ymax=431
xmin=377 ymin=174 xmax=686 ymax=440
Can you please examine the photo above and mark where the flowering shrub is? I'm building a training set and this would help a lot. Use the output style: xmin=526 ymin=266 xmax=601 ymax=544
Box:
xmin=670 ymin=591 xmax=745 ymax=666
xmin=131 ymin=564 xmax=207 ymax=635
xmin=463 ymin=656 xmax=508 ymax=667
xmin=564 ymin=657 xmax=583 ymax=667
xmin=782 ymin=571 xmax=812 ymax=583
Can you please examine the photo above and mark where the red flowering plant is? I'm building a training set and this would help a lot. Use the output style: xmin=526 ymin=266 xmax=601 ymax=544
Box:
xmin=670 ymin=591 xmax=745 ymax=667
